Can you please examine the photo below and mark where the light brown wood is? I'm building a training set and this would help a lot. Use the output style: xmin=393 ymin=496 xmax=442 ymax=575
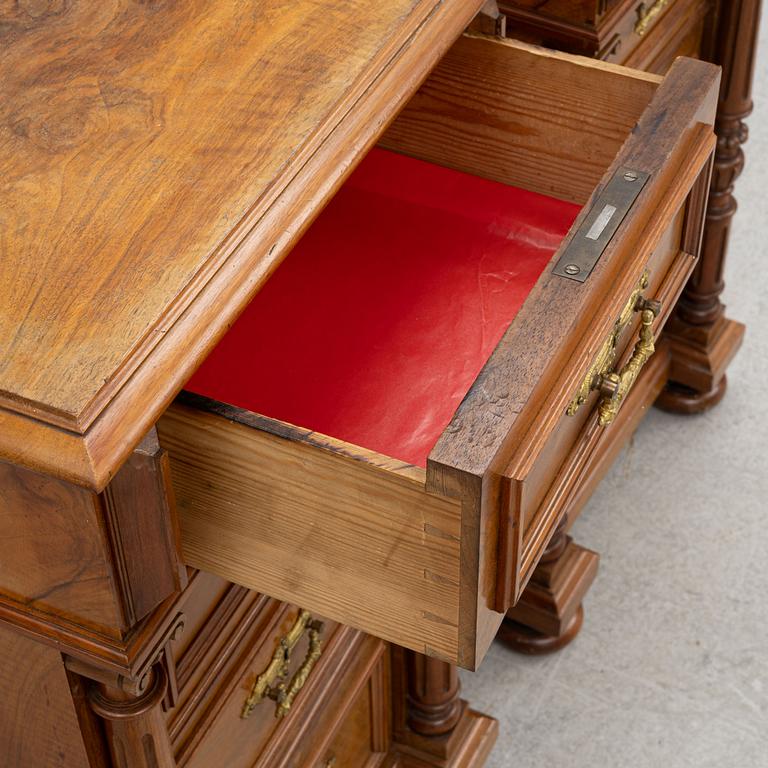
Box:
xmin=158 ymin=402 xmax=465 ymax=665
xmin=0 ymin=0 xmax=486 ymax=491
xmin=381 ymin=34 xmax=661 ymax=204
xmin=157 ymin=36 xmax=720 ymax=671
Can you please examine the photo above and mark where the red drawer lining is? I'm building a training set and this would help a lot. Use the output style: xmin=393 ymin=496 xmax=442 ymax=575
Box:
xmin=186 ymin=149 xmax=580 ymax=468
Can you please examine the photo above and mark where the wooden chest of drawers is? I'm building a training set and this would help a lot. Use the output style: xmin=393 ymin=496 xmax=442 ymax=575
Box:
xmin=0 ymin=0 xmax=757 ymax=766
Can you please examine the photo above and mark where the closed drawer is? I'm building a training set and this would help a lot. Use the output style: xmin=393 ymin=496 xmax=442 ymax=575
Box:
xmin=500 ymin=0 xmax=709 ymax=70
xmin=314 ymin=651 xmax=390 ymax=768
xmin=158 ymin=34 xmax=718 ymax=670
xmin=175 ymin=602 xmax=340 ymax=768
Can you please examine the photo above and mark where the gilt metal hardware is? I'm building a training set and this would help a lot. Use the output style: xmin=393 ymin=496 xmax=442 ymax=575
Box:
xmin=553 ymin=167 xmax=650 ymax=282
xmin=635 ymin=0 xmax=671 ymax=37
xmin=567 ymin=271 xmax=661 ymax=424
xmin=241 ymin=609 xmax=324 ymax=719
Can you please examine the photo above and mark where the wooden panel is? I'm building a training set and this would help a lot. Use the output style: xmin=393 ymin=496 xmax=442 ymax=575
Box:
xmin=172 ymin=601 xmax=304 ymax=766
xmin=0 ymin=623 xmax=90 ymax=768
xmin=623 ymin=0 xmax=710 ymax=73
xmin=318 ymin=675 xmax=377 ymax=768
xmin=503 ymin=0 xmax=608 ymax=25
xmin=260 ymin=632 xmax=388 ymax=768
xmin=0 ymin=461 xmax=125 ymax=635
xmin=427 ymin=51 xmax=718 ymax=485
xmin=177 ymin=618 xmax=383 ymax=768
xmin=380 ymin=34 xmax=661 ymax=204
xmin=169 ymin=571 xmax=231 ymax=664
xmin=0 ymin=0 xmax=485 ymax=490
xmin=100 ymin=431 xmax=185 ymax=625
xmin=158 ymin=402 xmax=465 ymax=664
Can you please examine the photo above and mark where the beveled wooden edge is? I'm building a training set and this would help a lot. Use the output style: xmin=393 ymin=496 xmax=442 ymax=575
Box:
xmin=0 ymin=588 xmax=185 ymax=680
xmin=427 ymin=55 xmax=721 ymax=486
xmin=421 ymin=49 xmax=718 ymax=650
xmin=0 ymin=0 xmax=486 ymax=491
xmin=516 ymin=248 xmax=696 ymax=590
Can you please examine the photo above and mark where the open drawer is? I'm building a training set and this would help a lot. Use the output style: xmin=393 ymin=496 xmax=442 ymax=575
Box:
xmin=157 ymin=34 xmax=718 ymax=670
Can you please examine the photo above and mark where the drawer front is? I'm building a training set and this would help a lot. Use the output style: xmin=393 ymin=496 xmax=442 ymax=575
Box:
xmin=500 ymin=0 xmax=710 ymax=76
xmin=597 ymin=0 xmax=708 ymax=67
xmin=177 ymin=604 xmax=339 ymax=768
xmin=159 ymin=34 xmax=718 ymax=671
xmin=178 ymin=618 xmax=385 ymax=768
xmin=620 ymin=0 xmax=710 ymax=73
xmin=315 ymin=654 xmax=388 ymax=768
xmin=498 ymin=198 xmax=707 ymax=607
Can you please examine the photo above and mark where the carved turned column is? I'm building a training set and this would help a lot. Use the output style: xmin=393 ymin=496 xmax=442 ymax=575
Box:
xmin=384 ymin=641 xmax=500 ymax=763
xmin=659 ymin=0 xmax=762 ymax=412
xmin=405 ymin=653 xmax=462 ymax=737
xmin=498 ymin=516 xmax=599 ymax=654
xmin=87 ymin=663 xmax=176 ymax=768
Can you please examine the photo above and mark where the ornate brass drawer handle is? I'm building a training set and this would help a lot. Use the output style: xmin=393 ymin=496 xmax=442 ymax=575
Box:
xmin=635 ymin=0 xmax=671 ymax=37
xmin=241 ymin=609 xmax=324 ymax=720
xmin=595 ymin=303 xmax=658 ymax=425
xmin=567 ymin=272 xmax=661 ymax=426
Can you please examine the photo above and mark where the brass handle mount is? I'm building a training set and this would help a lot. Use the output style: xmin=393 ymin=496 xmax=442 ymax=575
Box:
xmin=567 ymin=272 xmax=661 ymax=426
xmin=635 ymin=0 xmax=671 ymax=37
xmin=595 ymin=303 xmax=659 ymax=426
xmin=241 ymin=609 xmax=324 ymax=720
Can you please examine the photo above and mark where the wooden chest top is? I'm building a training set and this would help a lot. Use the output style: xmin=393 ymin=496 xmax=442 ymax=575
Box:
xmin=0 ymin=0 xmax=483 ymax=488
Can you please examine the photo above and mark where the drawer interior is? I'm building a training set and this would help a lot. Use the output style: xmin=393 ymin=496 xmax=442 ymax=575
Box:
xmin=161 ymin=33 xmax=718 ymax=669
xmin=186 ymin=147 xmax=580 ymax=468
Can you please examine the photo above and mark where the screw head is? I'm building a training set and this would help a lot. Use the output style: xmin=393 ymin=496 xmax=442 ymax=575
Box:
xmin=623 ymin=171 xmax=639 ymax=182
xmin=564 ymin=264 xmax=580 ymax=275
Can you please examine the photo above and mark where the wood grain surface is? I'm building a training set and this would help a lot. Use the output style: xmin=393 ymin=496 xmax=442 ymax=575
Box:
xmin=381 ymin=34 xmax=661 ymax=204
xmin=0 ymin=622 xmax=90 ymax=768
xmin=427 ymin=52 xmax=720 ymax=483
xmin=0 ymin=0 xmax=485 ymax=489
xmin=158 ymin=401 xmax=465 ymax=664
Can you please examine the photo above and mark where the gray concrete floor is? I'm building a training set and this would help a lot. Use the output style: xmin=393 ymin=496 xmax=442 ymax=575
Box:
xmin=461 ymin=18 xmax=768 ymax=768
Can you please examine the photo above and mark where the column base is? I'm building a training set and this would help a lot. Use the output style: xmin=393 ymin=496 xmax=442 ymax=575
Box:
xmin=498 ymin=538 xmax=598 ymax=656
xmin=497 ymin=605 xmax=583 ymax=655
xmin=391 ymin=706 xmax=498 ymax=768
xmin=659 ymin=314 xmax=744 ymax=414
xmin=655 ymin=375 xmax=728 ymax=415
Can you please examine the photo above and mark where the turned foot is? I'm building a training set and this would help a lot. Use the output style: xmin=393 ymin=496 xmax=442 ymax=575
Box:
xmin=655 ymin=375 xmax=728 ymax=415
xmin=498 ymin=517 xmax=598 ymax=656
xmin=498 ymin=604 xmax=584 ymax=655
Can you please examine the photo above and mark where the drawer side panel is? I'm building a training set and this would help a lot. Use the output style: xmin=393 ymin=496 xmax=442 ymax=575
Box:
xmin=158 ymin=405 xmax=462 ymax=663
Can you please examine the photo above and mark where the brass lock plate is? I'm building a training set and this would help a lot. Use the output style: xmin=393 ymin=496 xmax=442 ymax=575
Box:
xmin=553 ymin=167 xmax=650 ymax=283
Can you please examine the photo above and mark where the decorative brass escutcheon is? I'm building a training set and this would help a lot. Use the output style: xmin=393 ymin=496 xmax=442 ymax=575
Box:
xmin=241 ymin=609 xmax=324 ymax=720
xmin=635 ymin=0 xmax=671 ymax=37
xmin=567 ymin=271 xmax=661 ymax=426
